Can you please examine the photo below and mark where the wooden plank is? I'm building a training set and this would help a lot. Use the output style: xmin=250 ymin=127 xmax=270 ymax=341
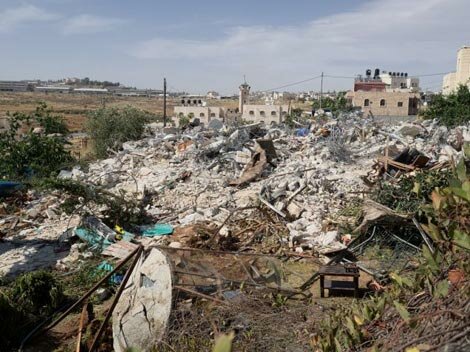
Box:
xmin=319 ymin=265 xmax=359 ymax=277
xmin=102 ymin=241 xmax=139 ymax=259
xmin=377 ymin=156 xmax=416 ymax=171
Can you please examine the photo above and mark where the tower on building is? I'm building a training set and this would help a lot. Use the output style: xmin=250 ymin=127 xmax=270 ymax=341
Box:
xmin=239 ymin=77 xmax=250 ymax=112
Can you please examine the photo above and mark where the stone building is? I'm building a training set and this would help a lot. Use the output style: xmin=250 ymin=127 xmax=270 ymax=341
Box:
xmin=347 ymin=91 xmax=420 ymax=117
xmin=173 ymin=80 xmax=291 ymax=126
xmin=443 ymin=46 xmax=470 ymax=95
xmin=241 ymin=104 xmax=289 ymax=125
xmin=348 ymin=69 xmax=421 ymax=117
xmin=173 ymin=95 xmax=225 ymax=126
xmin=353 ymin=68 xmax=419 ymax=93
xmin=173 ymin=105 xmax=223 ymax=126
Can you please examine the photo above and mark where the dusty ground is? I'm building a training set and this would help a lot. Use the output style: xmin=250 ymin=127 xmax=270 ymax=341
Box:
xmin=0 ymin=92 xmax=180 ymax=132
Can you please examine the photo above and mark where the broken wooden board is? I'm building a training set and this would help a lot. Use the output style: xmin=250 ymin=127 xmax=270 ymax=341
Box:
xmin=102 ymin=241 xmax=139 ymax=259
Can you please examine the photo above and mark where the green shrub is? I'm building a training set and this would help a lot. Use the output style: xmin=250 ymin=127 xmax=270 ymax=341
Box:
xmin=11 ymin=270 xmax=64 ymax=316
xmin=0 ymin=104 xmax=73 ymax=179
xmin=422 ymin=85 xmax=470 ymax=127
xmin=0 ymin=292 xmax=25 ymax=349
xmin=86 ymin=106 xmax=152 ymax=158
xmin=311 ymin=91 xmax=352 ymax=115
xmin=33 ymin=102 xmax=69 ymax=134
xmin=0 ymin=271 xmax=64 ymax=349
xmin=372 ymin=169 xmax=452 ymax=214
xmin=178 ymin=114 xmax=190 ymax=128
xmin=315 ymin=150 xmax=470 ymax=351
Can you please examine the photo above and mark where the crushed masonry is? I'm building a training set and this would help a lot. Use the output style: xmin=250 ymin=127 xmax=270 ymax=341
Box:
xmin=1 ymin=115 xmax=469 ymax=277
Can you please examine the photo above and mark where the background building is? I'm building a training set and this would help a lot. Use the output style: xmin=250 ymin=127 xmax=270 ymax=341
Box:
xmin=241 ymin=104 xmax=289 ymax=125
xmin=347 ymin=91 xmax=420 ymax=117
xmin=442 ymin=46 xmax=470 ymax=94
xmin=173 ymin=80 xmax=290 ymax=126
xmin=0 ymin=80 xmax=33 ymax=92
xmin=174 ymin=97 xmax=223 ymax=126
xmin=348 ymin=68 xmax=421 ymax=117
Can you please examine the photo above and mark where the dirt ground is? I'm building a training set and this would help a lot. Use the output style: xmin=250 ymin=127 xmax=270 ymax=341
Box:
xmin=0 ymin=92 xmax=180 ymax=132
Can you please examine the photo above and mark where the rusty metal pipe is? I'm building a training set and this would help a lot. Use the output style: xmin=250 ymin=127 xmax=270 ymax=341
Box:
xmin=89 ymin=245 xmax=143 ymax=351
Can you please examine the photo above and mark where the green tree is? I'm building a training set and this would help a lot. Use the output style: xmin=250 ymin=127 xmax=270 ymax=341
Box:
xmin=86 ymin=106 xmax=152 ymax=158
xmin=422 ymin=85 xmax=470 ymax=127
xmin=312 ymin=91 xmax=351 ymax=115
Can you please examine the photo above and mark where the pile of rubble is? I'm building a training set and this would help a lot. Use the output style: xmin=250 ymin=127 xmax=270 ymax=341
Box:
xmin=2 ymin=117 xmax=469 ymax=278
xmin=2 ymin=114 xmax=470 ymax=350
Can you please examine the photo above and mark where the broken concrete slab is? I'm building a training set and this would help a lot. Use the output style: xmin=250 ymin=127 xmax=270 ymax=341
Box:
xmin=113 ymin=248 xmax=172 ymax=352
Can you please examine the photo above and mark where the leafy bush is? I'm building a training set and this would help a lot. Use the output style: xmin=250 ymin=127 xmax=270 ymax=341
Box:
xmin=0 ymin=104 xmax=73 ymax=179
xmin=422 ymin=85 xmax=470 ymax=127
xmin=421 ymin=150 xmax=470 ymax=252
xmin=0 ymin=271 xmax=64 ymax=349
xmin=372 ymin=169 xmax=452 ymax=214
xmin=11 ymin=270 xmax=64 ymax=316
xmin=178 ymin=114 xmax=191 ymax=128
xmin=86 ymin=106 xmax=152 ymax=158
xmin=315 ymin=151 xmax=470 ymax=351
xmin=33 ymin=102 xmax=69 ymax=134
xmin=38 ymin=177 xmax=152 ymax=229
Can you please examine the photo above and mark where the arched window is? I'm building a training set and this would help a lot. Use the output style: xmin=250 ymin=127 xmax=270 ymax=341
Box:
xmin=271 ymin=111 xmax=277 ymax=116
xmin=200 ymin=112 xmax=205 ymax=117
xmin=380 ymin=99 xmax=386 ymax=106
xmin=249 ymin=110 xmax=254 ymax=115
xmin=260 ymin=111 xmax=265 ymax=116
xmin=364 ymin=99 xmax=370 ymax=107
xmin=210 ymin=113 xmax=216 ymax=118
xmin=181 ymin=99 xmax=185 ymax=105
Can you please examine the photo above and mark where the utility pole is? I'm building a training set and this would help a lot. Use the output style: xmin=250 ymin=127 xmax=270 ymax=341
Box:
xmin=319 ymin=72 xmax=324 ymax=110
xmin=163 ymin=78 xmax=167 ymax=127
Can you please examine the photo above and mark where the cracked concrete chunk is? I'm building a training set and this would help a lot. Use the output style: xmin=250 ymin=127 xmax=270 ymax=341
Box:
xmin=112 ymin=248 xmax=172 ymax=352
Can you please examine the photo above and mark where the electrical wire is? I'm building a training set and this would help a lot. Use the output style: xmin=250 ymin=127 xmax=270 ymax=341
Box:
xmin=263 ymin=74 xmax=322 ymax=92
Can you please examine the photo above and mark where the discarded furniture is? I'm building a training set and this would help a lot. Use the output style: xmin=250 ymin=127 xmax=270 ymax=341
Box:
xmin=319 ymin=264 xmax=360 ymax=298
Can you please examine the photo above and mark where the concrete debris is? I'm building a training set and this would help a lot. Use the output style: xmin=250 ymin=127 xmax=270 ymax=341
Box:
xmin=354 ymin=200 xmax=410 ymax=234
xmin=1 ymin=116 xmax=469 ymax=278
xmin=112 ymin=248 xmax=172 ymax=352
xmin=398 ymin=123 xmax=426 ymax=137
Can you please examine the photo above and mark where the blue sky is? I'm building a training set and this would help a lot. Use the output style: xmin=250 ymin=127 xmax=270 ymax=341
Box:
xmin=0 ymin=0 xmax=469 ymax=94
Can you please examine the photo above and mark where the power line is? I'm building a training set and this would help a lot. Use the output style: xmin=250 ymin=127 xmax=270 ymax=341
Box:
xmin=263 ymin=74 xmax=322 ymax=92
xmin=324 ymin=74 xmax=356 ymax=79
xmin=409 ymin=72 xmax=450 ymax=78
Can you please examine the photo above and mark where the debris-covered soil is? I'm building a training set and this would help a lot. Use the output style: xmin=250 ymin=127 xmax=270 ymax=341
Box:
xmin=1 ymin=114 xmax=469 ymax=351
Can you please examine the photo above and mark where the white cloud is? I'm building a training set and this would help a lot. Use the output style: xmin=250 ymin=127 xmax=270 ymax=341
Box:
xmin=63 ymin=14 xmax=126 ymax=34
xmin=0 ymin=4 xmax=59 ymax=32
xmin=131 ymin=0 xmax=470 ymax=92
